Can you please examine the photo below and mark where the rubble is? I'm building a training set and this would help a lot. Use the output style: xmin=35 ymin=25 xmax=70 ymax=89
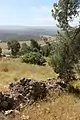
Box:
xmin=0 ymin=77 xmax=67 ymax=113
xmin=0 ymin=92 xmax=15 ymax=111
xmin=4 ymin=110 xmax=20 ymax=116
xmin=45 ymin=78 xmax=67 ymax=92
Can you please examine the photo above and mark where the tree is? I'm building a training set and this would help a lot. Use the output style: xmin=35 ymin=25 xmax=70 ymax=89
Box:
xmin=51 ymin=0 xmax=80 ymax=82
xmin=30 ymin=39 xmax=40 ymax=52
xmin=0 ymin=48 xmax=2 ymax=57
xmin=41 ymin=44 xmax=51 ymax=57
xmin=21 ymin=52 xmax=46 ymax=65
xmin=52 ymin=0 xmax=80 ymax=30
xmin=43 ymin=37 xmax=51 ymax=46
xmin=7 ymin=40 xmax=21 ymax=56
xmin=21 ymin=43 xmax=31 ymax=55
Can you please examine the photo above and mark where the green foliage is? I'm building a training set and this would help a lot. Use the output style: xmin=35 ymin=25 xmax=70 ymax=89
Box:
xmin=74 ymin=63 xmax=80 ymax=75
xmin=20 ymin=40 xmax=42 ymax=56
xmin=50 ymin=0 xmax=80 ymax=81
xmin=7 ymin=40 xmax=20 ymax=56
xmin=52 ymin=0 xmax=80 ymax=30
xmin=41 ymin=44 xmax=51 ymax=57
xmin=20 ymin=43 xmax=31 ymax=55
xmin=43 ymin=37 xmax=51 ymax=46
xmin=50 ymin=31 xmax=80 ymax=81
xmin=40 ymin=37 xmax=52 ymax=57
xmin=21 ymin=52 xmax=46 ymax=65
xmin=0 ymin=48 xmax=2 ymax=57
xmin=30 ymin=39 xmax=41 ymax=52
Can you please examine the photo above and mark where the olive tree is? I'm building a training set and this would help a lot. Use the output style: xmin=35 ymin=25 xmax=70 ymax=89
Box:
xmin=7 ymin=40 xmax=20 ymax=56
xmin=51 ymin=0 xmax=80 ymax=82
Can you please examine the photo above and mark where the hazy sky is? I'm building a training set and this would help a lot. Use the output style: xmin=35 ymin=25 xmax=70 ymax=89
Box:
xmin=0 ymin=0 xmax=58 ymax=26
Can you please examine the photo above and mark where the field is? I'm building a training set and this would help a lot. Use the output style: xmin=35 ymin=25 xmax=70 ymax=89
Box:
xmin=0 ymin=58 xmax=56 ymax=91
xmin=0 ymin=42 xmax=80 ymax=120
xmin=0 ymin=59 xmax=80 ymax=120
xmin=1 ymin=89 xmax=80 ymax=120
xmin=0 ymin=39 xmax=55 ymax=88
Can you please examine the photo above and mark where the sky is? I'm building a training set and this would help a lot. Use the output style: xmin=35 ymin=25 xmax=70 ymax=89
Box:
xmin=0 ymin=0 xmax=58 ymax=26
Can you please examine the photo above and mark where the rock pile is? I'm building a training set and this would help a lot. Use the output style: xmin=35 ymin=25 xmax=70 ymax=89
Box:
xmin=9 ymin=78 xmax=47 ymax=105
xmin=0 ymin=92 xmax=15 ymax=111
xmin=45 ymin=78 xmax=67 ymax=92
xmin=0 ymin=78 xmax=47 ymax=112
xmin=0 ymin=77 xmax=67 ymax=112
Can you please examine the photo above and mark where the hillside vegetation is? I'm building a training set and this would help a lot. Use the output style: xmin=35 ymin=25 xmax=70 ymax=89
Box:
xmin=0 ymin=0 xmax=80 ymax=119
xmin=0 ymin=58 xmax=56 ymax=90
xmin=0 ymin=58 xmax=80 ymax=120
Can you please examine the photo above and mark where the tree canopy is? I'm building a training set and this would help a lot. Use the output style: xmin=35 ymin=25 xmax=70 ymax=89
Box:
xmin=52 ymin=0 xmax=80 ymax=30
xmin=7 ymin=40 xmax=21 ymax=56
xmin=51 ymin=0 xmax=80 ymax=82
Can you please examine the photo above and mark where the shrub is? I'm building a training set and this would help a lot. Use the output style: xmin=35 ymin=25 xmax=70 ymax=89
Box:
xmin=7 ymin=40 xmax=21 ymax=56
xmin=0 ymin=48 xmax=2 ymax=57
xmin=20 ymin=43 xmax=31 ymax=55
xmin=74 ymin=61 xmax=80 ymax=75
xmin=41 ymin=44 xmax=51 ymax=57
xmin=30 ymin=39 xmax=40 ymax=51
xmin=21 ymin=52 xmax=46 ymax=65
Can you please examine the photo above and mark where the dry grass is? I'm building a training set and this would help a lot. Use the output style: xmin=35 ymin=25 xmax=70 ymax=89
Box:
xmin=21 ymin=93 xmax=80 ymax=120
xmin=0 ymin=58 xmax=56 ymax=87
xmin=0 ymin=48 xmax=80 ymax=119
xmin=1 ymin=93 xmax=80 ymax=120
xmin=0 ymin=59 xmax=80 ymax=120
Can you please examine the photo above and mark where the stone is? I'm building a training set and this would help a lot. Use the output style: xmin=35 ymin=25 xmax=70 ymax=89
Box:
xmin=9 ymin=83 xmax=14 ymax=88
xmin=4 ymin=110 xmax=13 ymax=116
xmin=1 ymin=101 xmax=8 ymax=110
xmin=4 ymin=110 xmax=20 ymax=116
xmin=19 ymin=103 xmax=24 ymax=109
xmin=21 ymin=115 xmax=30 ymax=120
xmin=0 ymin=77 xmax=67 ymax=113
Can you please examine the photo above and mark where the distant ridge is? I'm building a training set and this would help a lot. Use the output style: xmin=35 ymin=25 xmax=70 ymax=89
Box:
xmin=0 ymin=26 xmax=57 ymax=41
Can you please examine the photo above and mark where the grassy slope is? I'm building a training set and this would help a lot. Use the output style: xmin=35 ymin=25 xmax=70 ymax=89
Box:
xmin=21 ymin=93 xmax=80 ymax=120
xmin=0 ymin=58 xmax=56 ymax=90
xmin=1 ymin=93 xmax=80 ymax=120
xmin=0 ymin=59 xmax=80 ymax=120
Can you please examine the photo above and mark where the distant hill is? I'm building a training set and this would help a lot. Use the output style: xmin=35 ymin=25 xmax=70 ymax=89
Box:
xmin=0 ymin=26 xmax=57 ymax=41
